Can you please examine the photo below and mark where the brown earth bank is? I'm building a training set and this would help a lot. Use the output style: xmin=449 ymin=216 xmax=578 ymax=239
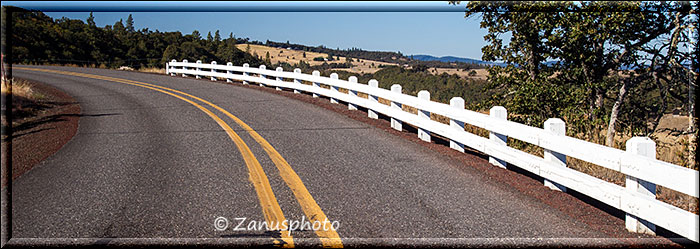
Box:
xmin=1 ymin=78 xmax=80 ymax=187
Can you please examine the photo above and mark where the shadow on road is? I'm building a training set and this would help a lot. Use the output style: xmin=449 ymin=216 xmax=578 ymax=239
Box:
xmin=2 ymin=112 xmax=121 ymax=142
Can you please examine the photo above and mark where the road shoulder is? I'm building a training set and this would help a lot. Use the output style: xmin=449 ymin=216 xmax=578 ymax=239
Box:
xmin=199 ymin=77 xmax=680 ymax=246
xmin=1 ymin=77 xmax=80 ymax=187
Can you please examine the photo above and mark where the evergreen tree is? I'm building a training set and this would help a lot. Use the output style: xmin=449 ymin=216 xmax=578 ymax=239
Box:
xmin=125 ymin=14 xmax=134 ymax=32
xmin=87 ymin=12 xmax=96 ymax=27
xmin=191 ymin=30 xmax=201 ymax=40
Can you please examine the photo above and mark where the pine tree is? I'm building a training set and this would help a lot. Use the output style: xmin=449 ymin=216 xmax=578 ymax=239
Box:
xmin=191 ymin=30 xmax=201 ymax=40
xmin=125 ymin=14 xmax=134 ymax=32
xmin=87 ymin=12 xmax=96 ymax=27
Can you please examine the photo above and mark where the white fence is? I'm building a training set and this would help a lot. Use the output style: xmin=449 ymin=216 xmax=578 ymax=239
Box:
xmin=166 ymin=59 xmax=699 ymax=242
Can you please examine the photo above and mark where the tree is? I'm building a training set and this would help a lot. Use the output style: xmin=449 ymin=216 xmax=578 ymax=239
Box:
xmin=264 ymin=51 xmax=271 ymax=64
xmin=458 ymin=1 xmax=565 ymax=128
xmin=87 ymin=12 xmax=96 ymax=27
xmin=214 ymin=30 xmax=221 ymax=41
xmin=113 ymin=19 xmax=126 ymax=34
xmin=411 ymin=64 xmax=428 ymax=73
xmin=457 ymin=1 xmax=694 ymax=148
xmin=190 ymin=30 xmax=201 ymax=41
xmin=125 ymin=14 xmax=134 ymax=32
xmin=8 ymin=6 xmax=267 ymax=69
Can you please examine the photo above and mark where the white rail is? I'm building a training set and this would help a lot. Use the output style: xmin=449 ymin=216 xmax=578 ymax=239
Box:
xmin=166 ymin=60 xmax=699 ymax=242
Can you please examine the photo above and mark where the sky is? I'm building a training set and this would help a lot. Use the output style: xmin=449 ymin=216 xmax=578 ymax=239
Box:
xmin=3 ymin=1 xmax=494 ymax=60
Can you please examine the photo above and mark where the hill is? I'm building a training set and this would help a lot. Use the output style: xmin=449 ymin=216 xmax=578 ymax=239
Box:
xmin=411 ymin=54 xmax=508 ymax=67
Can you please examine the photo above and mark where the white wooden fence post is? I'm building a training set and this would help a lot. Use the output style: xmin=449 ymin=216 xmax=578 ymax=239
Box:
xmin=226 ymin=62 xmax=233 ymax=82
xmin=210 ymin=61 xmax=217 ymax=81
xmin=242 ymin=63 xmax=250 ymax=84
xmin=312 ymin=70 xmax=320 ymax=98
xmin=368 ymin=79 xmax=379 ymax=119
xmin=182 ymin=59 xmax=188 ymax=77
xmin=625 ymin=137 xmax=657 ymax=235
xmin=258 ymin=65 xmax=266 ymax=87
xmin=275 ymin=67 xmax=284 ymax=91
xmin=390 ymin=84 xmax=403 ymax=131
xmin=330 ymin=73 xmax=339 ymax=104
xmin=544 ymin=118 xmax=567 ymax=192
xmin=417 ymin=90 xmax=431 ymax=142
xmin=348 ymin=76 xmax=358 ymax=110
xmin=449 ymin=97 xmax=465 ymax=152
xmin=293 ymin=68 xmax=301 ymax=94
xmin=196 ymin=60 xmax=202 ymax=79
xmin=169 ymin=59 xmax=176 ymax=76
xmin=489 ymin=106 xmax=507 ymax=168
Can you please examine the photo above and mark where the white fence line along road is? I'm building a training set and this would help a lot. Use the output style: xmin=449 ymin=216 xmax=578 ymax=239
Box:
xmin=166 ymin=60 xmax=699 ymax=243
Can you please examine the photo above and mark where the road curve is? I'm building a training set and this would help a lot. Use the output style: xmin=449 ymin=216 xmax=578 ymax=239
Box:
xmin=5 ymin=65 xmax=665 ymax=247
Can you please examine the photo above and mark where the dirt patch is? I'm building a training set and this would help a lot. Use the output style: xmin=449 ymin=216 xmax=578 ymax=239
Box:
xmin=1 ymin=78 xmax=80 ymax=187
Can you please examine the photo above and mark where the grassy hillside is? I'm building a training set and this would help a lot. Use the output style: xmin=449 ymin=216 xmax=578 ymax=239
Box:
xmin=236 ymin=44 xmax=396 ymax=74
xmin=237 ymin=44 xmax=490 ymax=79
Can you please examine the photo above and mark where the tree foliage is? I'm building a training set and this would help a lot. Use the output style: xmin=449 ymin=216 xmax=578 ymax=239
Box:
xmin=457 ymin=1 xmax=695 ymax=145
xmin=7 ymin=7 xmax=265 ymax=68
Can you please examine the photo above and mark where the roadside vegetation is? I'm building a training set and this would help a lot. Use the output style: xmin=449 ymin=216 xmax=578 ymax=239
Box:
xmin=1 ymin=78 xmax=47 ymax=136
xmin=453 ymin=1 xmax=697 ymax=213
xmin=5 ymin=6 xmax=266 ymax=69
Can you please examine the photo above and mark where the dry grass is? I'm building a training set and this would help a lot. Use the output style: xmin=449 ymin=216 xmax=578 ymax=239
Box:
xmin=428 ymin=68 xmax=490 ymax=80
xmin=508 ymin=115 xmax=698 ymax=214
xmin=290 ymin=80 xmax=696 ymax=214
xmin=237 ymin=44 xmax=398 ymax=74
xmin=237 ymin=44 xmax=495 ymax=78
xmin=1 ymin=78 xmax=35 ymax=99
xmin=138 ymin=67 xmax=165 ymax=74
xmin=363 ymin=98 xmax=697 ymax=213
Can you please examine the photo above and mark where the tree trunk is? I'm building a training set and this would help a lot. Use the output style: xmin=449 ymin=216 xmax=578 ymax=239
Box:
xmin=595 ymin=89 xmax=604 ymax=109
xmin=606 ymin=79 xmax=630 ymax=147
xmin=689 ymin=98 xmax=696 ymax=169
xmin=689 ymin=69 xmax=697 ymax=169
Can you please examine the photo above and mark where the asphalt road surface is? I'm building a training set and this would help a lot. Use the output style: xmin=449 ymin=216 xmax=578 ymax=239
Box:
xmin=4 ymin=65 xmax=668 ymax=247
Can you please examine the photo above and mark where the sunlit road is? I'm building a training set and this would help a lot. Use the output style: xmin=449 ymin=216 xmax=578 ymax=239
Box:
xmin=5 ymin=65 xmax=653 ymax=247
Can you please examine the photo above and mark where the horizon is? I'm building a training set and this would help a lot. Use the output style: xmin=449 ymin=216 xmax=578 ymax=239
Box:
xmin=2 ymin=1 xmax=498 ymax=60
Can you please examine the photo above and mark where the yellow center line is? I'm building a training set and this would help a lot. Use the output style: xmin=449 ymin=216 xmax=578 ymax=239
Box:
xmin=135 ymin=78 xmax=345 ymax=248
xmin=126 ymin=79 xmax=345 ymax=248
xmin=15 ymin=67 xmax=294 ymax=247
xmin=22 ymin=67 xmax=344 ymax=248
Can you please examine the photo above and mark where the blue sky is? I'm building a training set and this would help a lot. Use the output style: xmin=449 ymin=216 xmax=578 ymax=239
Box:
xmin=3 ymin=1 xmax=495 ymax=60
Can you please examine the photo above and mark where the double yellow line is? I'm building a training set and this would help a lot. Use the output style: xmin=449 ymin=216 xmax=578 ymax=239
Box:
xmin=16 ymin=67 xmax=343 ymax=248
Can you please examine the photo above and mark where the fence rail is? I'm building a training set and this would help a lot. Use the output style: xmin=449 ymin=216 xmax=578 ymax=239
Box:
xmin=166 ymin=60 xmax=699 ymax=242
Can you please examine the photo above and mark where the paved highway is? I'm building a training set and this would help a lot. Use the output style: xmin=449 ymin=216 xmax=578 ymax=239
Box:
xmin=5 ymin=65 xmax=665 ymax=247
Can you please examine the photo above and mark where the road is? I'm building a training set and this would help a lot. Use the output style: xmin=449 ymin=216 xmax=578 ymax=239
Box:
xmin=4 ymin=65 xmax=663 ymax=247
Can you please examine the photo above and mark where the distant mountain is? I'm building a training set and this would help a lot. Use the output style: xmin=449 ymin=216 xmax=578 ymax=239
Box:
xmin=410 ymin=54 xmax=508 ymax=67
